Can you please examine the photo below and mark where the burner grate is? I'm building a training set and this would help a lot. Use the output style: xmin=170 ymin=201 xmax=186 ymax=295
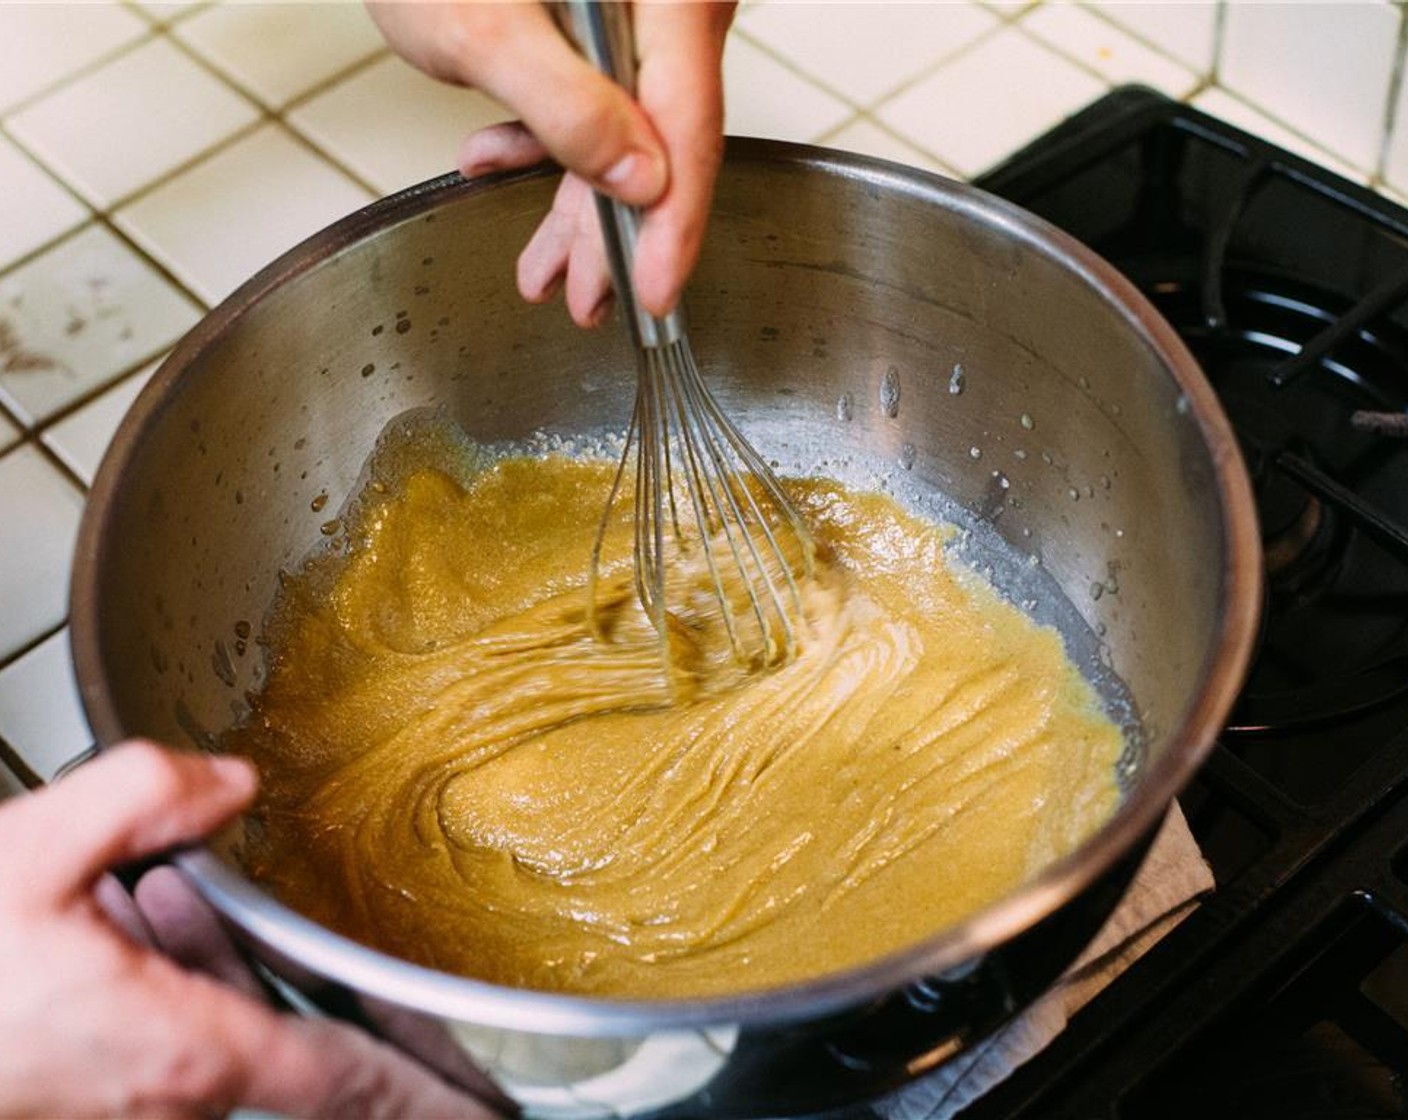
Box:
xmin=963 ymin=87 xmax=1408 ymax=1119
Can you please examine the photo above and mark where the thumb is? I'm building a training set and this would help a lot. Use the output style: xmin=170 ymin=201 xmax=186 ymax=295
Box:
xmin=0 ymin=741 xmax=256 ymax=906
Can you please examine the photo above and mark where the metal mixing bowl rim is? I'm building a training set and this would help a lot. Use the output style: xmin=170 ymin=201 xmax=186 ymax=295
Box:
xmin=71 ymin=137 xmax=1263 ymax=1035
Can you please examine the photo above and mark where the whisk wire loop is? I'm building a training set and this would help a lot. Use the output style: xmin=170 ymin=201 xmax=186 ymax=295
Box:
xmin=665 ymin=344 xmax=800 ymax=662
xmin=561 ymin=0 xmax=815 ymax=676
xmin=589 ymin=335 xmax=814 ymax=672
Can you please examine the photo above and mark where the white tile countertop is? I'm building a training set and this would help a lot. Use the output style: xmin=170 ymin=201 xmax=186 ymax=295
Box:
xmin=1 ymin=0 xmax=1406 ymax=791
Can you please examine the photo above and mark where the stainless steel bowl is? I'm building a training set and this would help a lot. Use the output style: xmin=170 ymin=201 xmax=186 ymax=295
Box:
xmin=71 ymin=140 xmax=1260 ymax=1116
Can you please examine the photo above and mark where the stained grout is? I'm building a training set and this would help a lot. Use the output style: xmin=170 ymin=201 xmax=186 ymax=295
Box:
xmin=1373 ymin=4 xmax=1408 ymax=187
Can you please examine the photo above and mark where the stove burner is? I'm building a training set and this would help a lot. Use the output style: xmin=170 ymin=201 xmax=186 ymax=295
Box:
xmin=1262 ymin=488 xmax=1333 ymax=589
xmin=1133 ymin=272 xmax=1408 ymax=735
xmin=1153 ymin=275 xmax=1400 ymax=531
xmin=962 ymin=85 xmax=1408 ymax=1120
xmin=1224 ymin=394 xmax=1346 ymax=597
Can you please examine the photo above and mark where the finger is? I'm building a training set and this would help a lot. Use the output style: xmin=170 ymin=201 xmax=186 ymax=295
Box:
xmin=0 ymin=742 xmax=256 ymax=906
xmin=358 ymin=998 xmax=522 ymax=1117
xmin=95 ymin=873 xmax=156 ymax=947
xmin=458 ymin=120 xmax=549 ymax=179
xmin=562 ymin=183 xmax=614 ymax=328
xmin=517 ymin=174 xmax=581 ymax=304
xmin=252 ymin=1018 xmax=506 ymax=1119
xmin=109 ymin=956 xmax=505 ymax=1119
xmin=135 ymin=865 xmax=267 ymax=1003
xmin=417 ymin=3 xmax=667 ymax=205
xmin=631 ymin=2 xmax=733 ymax=316
xmin=177 ymin=980 xmax=506 ymax=1119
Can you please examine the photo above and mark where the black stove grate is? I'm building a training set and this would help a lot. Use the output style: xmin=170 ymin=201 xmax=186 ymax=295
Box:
xmin=949 ymin=87 xmax=1408 ymax=1119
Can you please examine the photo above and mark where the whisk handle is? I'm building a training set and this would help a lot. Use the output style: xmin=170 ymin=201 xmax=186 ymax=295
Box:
xmin=555 ymin=0 xmax=687 ymax=349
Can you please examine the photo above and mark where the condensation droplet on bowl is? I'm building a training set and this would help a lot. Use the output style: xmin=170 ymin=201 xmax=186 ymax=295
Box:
xmin=948 ymin=364 xmax=965 ymax=395
xmin=1176 ymin=394 xmax=1191 ymax=415
xmin=898 ymin=442 xmax=916 ymax=470
xmin=1020 ymin=413 xmax=1035 ymax=430
xmin=1090 ymin=581 xmax=1105 ymax=601
xmin=1100 ymin=473 xmax=1112 ymax=489
xmin=211 ymin=640 xmax=236 ymax=688
xmin=1068 ymin=487 xmax=1080 ymax=501
xmin=879 ymin=365 xmax=901 ymax=418
xmin=992 ymin=470 xmax=1010 ymax=489
xmin=1013 ymin=448 xmax=1028 ymax=461
xmin=969 ymin=446 xmax=982 ymax=460
xmin=836 ymin=392 xmax=854 ymax=422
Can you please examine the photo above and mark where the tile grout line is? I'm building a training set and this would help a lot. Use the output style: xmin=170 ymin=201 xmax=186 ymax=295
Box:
xmin=0 ymin=120 xmax=100 ymax=272
xmin=0 ymin=207 xmax=211 ymax=367
xmin=727 ymin=26 xmax=866 ymax=117
xmin=732 ymin=4 xmax=1023 ymax=124
xmin=1209 ymin=0 xmax=1228 ymax=88
xmin=1074 ymin=1 xmax=1213 ymax=87
xmin=1371 ymin=5 xmax=1408 ymax=189
xmin=869 ymin=16 xmax=1015 ymax=118
xmin=0 ymin=23 xmax=390 ymax=296
xmin=0 ymin=738 xmax=43 ymax=791
xmin=0 ymin=618 xmax=69 ymax=681
xmin=22 ymin=432 xmax=89 ymax=500
xmin=0 ymin=21 xmax=161 ymax=124
xmin=811 ymin=110 xmax=964 ymax=180
xmin=156 ymin=27 xmax=390 ymax=198
xmin=1201 ymin=85 xmax=1378 ymax=182
xmin=123 ymin=26 xmax=385 ymax=205
xmin=11 ymin=350 xmax=166 ymax=443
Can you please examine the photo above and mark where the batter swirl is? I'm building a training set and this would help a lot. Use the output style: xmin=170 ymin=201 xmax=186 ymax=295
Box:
xmin=227 ymin=423 xmax=1122 ymax=998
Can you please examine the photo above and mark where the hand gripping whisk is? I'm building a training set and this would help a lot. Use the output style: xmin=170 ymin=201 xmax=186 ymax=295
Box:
xmin=559 ymin=1 xmax=816 ymax=672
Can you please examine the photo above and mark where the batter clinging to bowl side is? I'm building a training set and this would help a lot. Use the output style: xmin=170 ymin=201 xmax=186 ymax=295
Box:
xmin=225 ymin=415 xmax=1124 ymax=999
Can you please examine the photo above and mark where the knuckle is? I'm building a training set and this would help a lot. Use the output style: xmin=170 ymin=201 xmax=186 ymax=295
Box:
xmin=441 ymin=5 xmax=513 ymax=78
xmin=127 ymin=1032 xmax=234 ymax=1115
xmin=556 ymin=98 xmax=632 ymax=177
xmin=298 ymin=1023 xmax=397 ymax=1118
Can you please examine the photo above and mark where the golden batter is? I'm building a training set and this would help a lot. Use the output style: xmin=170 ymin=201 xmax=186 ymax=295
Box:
xmin=226 ymin=417 xmax=1123 ymax=999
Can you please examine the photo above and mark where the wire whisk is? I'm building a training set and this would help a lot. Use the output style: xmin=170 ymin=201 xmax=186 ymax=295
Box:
xmin=589 ymin=330 xmax=816 ymax=673
xmin=560 ymin=0 xmax=816 ymax=675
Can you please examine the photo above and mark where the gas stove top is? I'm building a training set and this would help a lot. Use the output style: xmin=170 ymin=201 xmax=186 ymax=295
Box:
xmin=945 ymin=86 xmax=1408 ymax=1120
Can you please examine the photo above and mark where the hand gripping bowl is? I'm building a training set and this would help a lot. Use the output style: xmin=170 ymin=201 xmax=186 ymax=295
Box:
xmin=71 ymin=140 xmax=1260 ymax=1117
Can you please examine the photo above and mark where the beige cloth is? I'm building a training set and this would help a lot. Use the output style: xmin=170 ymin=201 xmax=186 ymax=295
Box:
xmin=876 ymin=804 xmax=1214 ymax=1120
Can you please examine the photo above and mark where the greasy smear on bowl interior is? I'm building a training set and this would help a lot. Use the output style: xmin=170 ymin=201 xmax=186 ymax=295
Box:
xmin=222 ymin=410 xmax=1123 ymax=999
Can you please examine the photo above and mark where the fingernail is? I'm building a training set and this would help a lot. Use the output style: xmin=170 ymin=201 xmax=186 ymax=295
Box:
xmin=601 ymin=149 xmax=665 ymax=200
